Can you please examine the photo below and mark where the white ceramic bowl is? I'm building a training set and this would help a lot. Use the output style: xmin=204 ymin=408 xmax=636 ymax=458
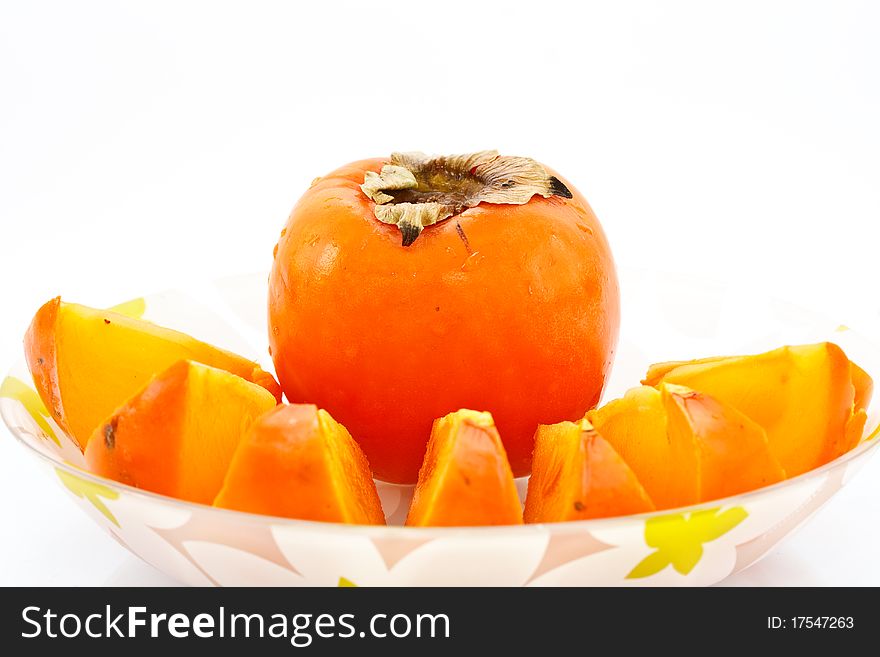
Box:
xmin=3 ymin=270 xmax=878 ymax=586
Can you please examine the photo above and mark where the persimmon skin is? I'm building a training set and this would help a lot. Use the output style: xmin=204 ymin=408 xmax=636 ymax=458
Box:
xmin=269 ymin=159 xmax=619 ymax=483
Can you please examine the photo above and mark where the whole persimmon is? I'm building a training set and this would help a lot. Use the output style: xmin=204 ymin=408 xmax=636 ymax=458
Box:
xmin=269 ymin=151 xmax=619 ymax=483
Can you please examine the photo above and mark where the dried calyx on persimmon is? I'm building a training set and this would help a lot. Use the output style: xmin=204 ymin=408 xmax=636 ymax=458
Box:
xmin=360 ymin=151 xmax=572 ymax=246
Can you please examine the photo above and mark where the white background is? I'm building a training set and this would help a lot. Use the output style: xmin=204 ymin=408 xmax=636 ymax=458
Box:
xmin=1 ymin=0 xmax=879 ymax=585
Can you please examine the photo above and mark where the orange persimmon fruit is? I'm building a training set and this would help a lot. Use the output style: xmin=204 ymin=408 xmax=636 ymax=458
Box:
xmin=586 ymin=386 xmax=700 ymax=509
xmin=524 ymin=418 xmax=654 ymax=522
xmin=661 ymin=383 xmax=786 ymax=500
xmin=268 ymin=151 xmax=619 ymax=483
xmin=405 ymin=410 xmax=522 ymax=527
xmin=25 ymin=297 xmax=281 ymax=449
xmin=214 ymin=404 xmax=385 ymax=525
xmin=643 ymin=343 xmax=866 ymax=477
xmin=84 ymin=360 xmax=277 ymax=504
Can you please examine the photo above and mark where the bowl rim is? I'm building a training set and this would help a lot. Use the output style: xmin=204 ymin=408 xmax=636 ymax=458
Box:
xmin=4 ymin=384 xmax=878 ymax=539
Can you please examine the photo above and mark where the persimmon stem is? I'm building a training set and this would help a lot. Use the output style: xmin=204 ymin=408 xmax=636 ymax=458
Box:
xmin=360 ymin=151 xmax=572 ymax=246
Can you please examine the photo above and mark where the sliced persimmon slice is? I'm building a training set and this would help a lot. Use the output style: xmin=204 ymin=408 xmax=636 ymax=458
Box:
xmin=405 ymin=410 xmax=522 ymax=527
xmin=846 ymin=360 xmax=874 ymax=453
xmin=524 ymin=418 xmax=654 ymax=523
xmin=586 ymin=386 xmax=700 ymax=510
xmin=84 ymin=360 xmax=277 ymax=504
xmin=25 ymin=297 xmax=282 ymax=449
xmin=643 ymin=343 xmax=857 ymax=476
xmin=642 ymin=356 xmax=729 ymax=387
xmin=214 ymin=404 xmax=385 ymax=524
xmin=851 ymin=360 xmax=873 ymax=413
xmin=661 ymin=383 xmax=785 ymax=500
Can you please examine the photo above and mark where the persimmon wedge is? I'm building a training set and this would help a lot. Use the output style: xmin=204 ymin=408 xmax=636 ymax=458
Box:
xmin=25 ymin=297 xmax=281 ymax=449
xmin=661 ymin=383 xmax=785 ymax=500
xmin=850 ymin=360 xmax=874 ymax=413
xmin=524 ymin=419 xmax=654 ymax=523
xmin=84 ymin=360 xmax=277 ymax=504
xmin=214 ymin=404 xmax=385 ymax=525
xmin=405 ymin=410 xmax=522 ymax=527
xmin=586 ymin=386 xmax=700 ymax=510
xmin=643 ymin=343 xmax=862 ymax=476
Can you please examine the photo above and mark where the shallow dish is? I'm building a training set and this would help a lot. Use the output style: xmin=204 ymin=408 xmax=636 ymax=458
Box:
xmin=3 ymin=270 xmax=878 ymax=586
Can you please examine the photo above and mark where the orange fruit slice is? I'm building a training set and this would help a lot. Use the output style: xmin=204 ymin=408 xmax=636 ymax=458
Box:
xmin=524 ymin=418 xmax=654 ymax=522
xmin=661 ymin=383 xmax=786 ymax=500
xmin=84 ymin=360 xmax=276 ymax=504
xmin=405 ymin=410 xmax=522 ymax=527
xmin=587 ymin=386 xmax=700 ymax=509
xmin=25 ymin=297 xmax=281 ymax=449
xmin=214 ymin=404 xmax=385 ymax=524
xmin=643 ymin=343 xmax=859 ymax=476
